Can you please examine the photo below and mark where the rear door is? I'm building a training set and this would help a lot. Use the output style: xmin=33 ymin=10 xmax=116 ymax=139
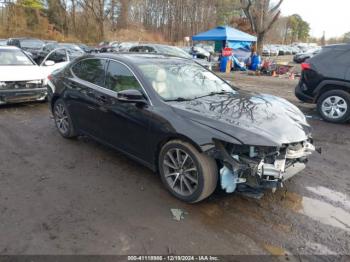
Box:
xmin=65 ymin=58 xmax=107 ymax=136
xmin=339 ymin=50 xmax=350 ymax=81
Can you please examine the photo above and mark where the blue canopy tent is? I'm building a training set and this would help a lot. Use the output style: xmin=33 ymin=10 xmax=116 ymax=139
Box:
xmin=192 ymin=26 xmax=257 ymax=61
xmin=192 ymin=25 xmax=256 ymax=42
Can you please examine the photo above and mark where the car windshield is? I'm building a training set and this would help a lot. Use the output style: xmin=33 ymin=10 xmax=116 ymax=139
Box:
xmin=0 ymin=49 xmax=34 ymax=65
xmin=138 ymin=60 xmax=235 ymax=101
xmin=156 ymin=46 xmax=192 ymax=59
xmin=21 ymin=39 xmax=44 ymax=49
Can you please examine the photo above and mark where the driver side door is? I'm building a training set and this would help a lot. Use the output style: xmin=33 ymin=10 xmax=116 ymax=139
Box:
xmin=97 ymin=60 xmax=152 ymax=163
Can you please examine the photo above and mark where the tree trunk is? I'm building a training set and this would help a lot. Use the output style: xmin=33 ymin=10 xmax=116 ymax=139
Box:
xmin=98 ymin=19 xmax=104 ymax=41
xmin=71 ymin=0 xmax=76 ymax=34
xmin=257 ymin=32 xmax=265 ymax=55
xmin=118 ymin=0 xmax=129 ymax=29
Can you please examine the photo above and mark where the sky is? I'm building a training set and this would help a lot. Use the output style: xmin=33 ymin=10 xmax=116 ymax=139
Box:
xmin=280 ymin=0 xmax=350 ymax=39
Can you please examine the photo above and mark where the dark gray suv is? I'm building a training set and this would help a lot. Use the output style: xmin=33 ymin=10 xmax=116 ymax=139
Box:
xmin=295 ymin=44 xmax=350 ymax=123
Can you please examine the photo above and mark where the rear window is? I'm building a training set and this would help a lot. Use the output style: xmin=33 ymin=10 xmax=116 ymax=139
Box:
xmin=20 ymin=39 xmax=44 ymax=49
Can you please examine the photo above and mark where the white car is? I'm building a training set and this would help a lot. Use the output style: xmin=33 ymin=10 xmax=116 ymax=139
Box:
xmin=0 ymin=46 xmax=71 ymax=105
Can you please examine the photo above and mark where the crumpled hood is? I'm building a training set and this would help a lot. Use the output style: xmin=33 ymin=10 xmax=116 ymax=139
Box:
xmin=169 ymin=92 xmax=312 ymax=146
xmin=0 ymin=66 xmax=46 ymax=81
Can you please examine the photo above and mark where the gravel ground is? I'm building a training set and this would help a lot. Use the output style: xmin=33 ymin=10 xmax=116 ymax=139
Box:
xmin=0 ymin=72 xmax=349 ymax=258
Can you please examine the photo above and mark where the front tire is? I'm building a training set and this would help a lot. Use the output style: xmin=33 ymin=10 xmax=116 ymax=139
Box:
xmin=317 ymin=90 xmax=350 ymax=123
xmin=53 ymin=98 xmax=77 ymax=138
xmin=158 ymin=140 xmax=218 ymax=203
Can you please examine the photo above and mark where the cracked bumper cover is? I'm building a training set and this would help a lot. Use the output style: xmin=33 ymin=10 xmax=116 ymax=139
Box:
xmin=0 ymin=88 xmax=47 ymax=104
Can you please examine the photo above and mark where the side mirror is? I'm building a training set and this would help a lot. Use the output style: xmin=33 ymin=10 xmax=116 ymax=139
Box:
xmin=117 ymin=89 xmax=147 ymax=104
xmin=44 ymin=60 xmax=55 ymax=66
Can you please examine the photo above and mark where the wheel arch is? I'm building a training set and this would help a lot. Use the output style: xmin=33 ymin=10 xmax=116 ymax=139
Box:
xmin=50 ymin=94 xmax=61 ymax=112
xmin=154 ymin=134 xmax=204 ymax=174
xmin=314 ymin=81 xmax=350 ymax=102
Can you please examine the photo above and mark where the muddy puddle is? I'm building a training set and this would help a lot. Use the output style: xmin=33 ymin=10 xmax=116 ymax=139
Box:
xmin=300 ymin=197 xmax=350 ymax=232
xmin=305 ymin=186 xmax=350 ymax=210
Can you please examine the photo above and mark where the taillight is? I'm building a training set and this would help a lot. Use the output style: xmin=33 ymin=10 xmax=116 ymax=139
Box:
xmin=47 ymin=74 xmax=53 ymax=81
xmin=301 ymin=63 xmax=311 ymax=71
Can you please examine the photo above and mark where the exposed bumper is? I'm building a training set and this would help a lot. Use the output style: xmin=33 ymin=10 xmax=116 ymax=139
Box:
xmin=258 ymin=160 xmax=307 ymax=182
xmin=283 ymin=162 xmax=306 ymax=181
xmin=0 ymin=88 xmax=47 ymax=104
xmin=295 ymin=82 xmax=314 ymax=103
xmin=258 ymin=141 xmax=314 ymax=182
xmin=215 ymin=140 xmax=315 ymax=194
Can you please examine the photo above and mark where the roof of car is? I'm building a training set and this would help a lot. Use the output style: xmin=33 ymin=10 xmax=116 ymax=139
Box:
xmin=88 ymin=53 xmax=191 ymax=64
xmin=131 ymin=43 xmax=177 ymax=48
xmin=323 ymin=43 xmax=350 ymax=49
xmin=98 ymin=52 xmax=184 ymax=59
xmin=8 ymin=37 xmax=40 ymax=40
xmin=0 ymin=46 xmax=20 ymax=50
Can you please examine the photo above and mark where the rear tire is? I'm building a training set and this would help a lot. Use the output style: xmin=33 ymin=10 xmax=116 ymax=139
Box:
xmin=158 ymin=140 xmax=218 ymax=203
xmin=53 ymin=98 xmax=77 ymax=138
xmin=317 ymin=90 xmax=350 ymax=123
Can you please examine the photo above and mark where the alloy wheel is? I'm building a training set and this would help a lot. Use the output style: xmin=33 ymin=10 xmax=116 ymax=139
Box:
xmin=321 ymin=96 xmax=348 ymax=119
xmin=163 ymin=148 xmax=199 ymax=197
xmin=54 ymin=103 xmax=70 ymax=134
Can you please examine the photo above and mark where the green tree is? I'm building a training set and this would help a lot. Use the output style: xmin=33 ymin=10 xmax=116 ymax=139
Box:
xmin=19 ymin=0 xmax=44 ymax=9
xmin=286 ymin=14 xmax=310 ymax=43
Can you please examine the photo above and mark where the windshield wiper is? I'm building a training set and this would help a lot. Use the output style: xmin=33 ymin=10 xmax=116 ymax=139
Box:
xmin=195 ymin=90 xmax=233 ymax=99
xmin=164 ymin=97 xmax=193 ymax=102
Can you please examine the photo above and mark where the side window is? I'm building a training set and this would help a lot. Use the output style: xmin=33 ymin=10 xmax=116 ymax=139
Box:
xmin=13 ymin=39 xmax=21 ymax=48
xmin=105 ymin=61 xmax=142 ymax=92
xmin=130 ymin=46 xmax=141 ymax=52
xmin=145 ymin=46 xmax=155 ymax=53
xmin=72 ymin=59 xmax=106 ymax=86
xmin=46 ymin=50 xmax=67 ymax=63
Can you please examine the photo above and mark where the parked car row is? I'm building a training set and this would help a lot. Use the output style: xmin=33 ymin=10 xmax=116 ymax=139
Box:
xmin=262 ymin=44 xmax=297 ymax=56
xmin=94 ymin=41 xmax=213 ymax=69
xmin=262 ymin=44 xmax=320 ymax=58
xmin=2 ymin=37 xmax=90 ymax=64
xmin=0 ymin=46 xmax=71 ymax=104
xmin=0 ymin=37 xmax=215 ymax=106
xmin=293 ymin=47 xmax=321 ymax=63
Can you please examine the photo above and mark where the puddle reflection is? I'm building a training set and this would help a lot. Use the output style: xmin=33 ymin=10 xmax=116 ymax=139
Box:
xmin=305 ymin=186 xmax=350 ymax=210
xmin=300 ymin=196 xmax=350 ymax=232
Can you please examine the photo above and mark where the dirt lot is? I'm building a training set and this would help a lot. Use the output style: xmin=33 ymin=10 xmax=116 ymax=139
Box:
xmin=0 ymin=72 xmax=349 ymax=258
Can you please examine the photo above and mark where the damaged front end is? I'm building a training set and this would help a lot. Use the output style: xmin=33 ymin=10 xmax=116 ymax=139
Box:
xmin=212 ymin=139 xmax=316 ymax=196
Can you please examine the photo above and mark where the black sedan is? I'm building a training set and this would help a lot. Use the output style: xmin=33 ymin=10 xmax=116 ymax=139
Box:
xmin=48 ymin=53 xmax=315 ymax=203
